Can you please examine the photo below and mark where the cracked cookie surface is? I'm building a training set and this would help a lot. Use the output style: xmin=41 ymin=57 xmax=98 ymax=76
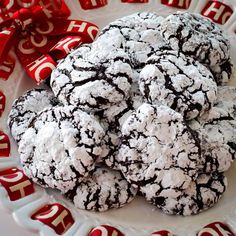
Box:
xmin=141 ymin=172 xmax=227 ymax=216
xmin=159 ymin=12 xmax=230 ymax=67
xmin=139 ymin=50 xmax=217 ymax=120
xmin=65 ymin=166 xmax=138 ymax=212
xmin=214 ymin=86 xmax=236 ymax=119
xmin=19 ymin=106 xmax=105 ymax=193
xmin=189 ymin=107 xmax=236 ymax=173
xmin=8 ymin=88 xmax=58 ymax=143
xmin=97 ymin=93 xmax=143 ymax=169
xmin=210 ymin=59 xmax=233 ymax=85
xmin=98 ymin=12 xmax=169 ymax=70
xmin=50 ymin=45 xmax=133 ymax=111
xmin=117 ymin=103 xmax=201 ymax=189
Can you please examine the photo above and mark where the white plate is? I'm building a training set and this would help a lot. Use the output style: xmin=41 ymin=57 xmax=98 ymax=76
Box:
xmin=1 ymin=1 xmax=236 ymax=235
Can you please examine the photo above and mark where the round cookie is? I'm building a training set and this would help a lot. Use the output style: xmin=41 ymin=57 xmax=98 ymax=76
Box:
xmin=19 ymin=106 xmax=105 ymax=193
xmin=214 ymin=86 xmax=236 ymax=119
xmin=141 ymin=172 xmax=227 ymax=216
xmin=159 ymin=12 xmax=230 ymax=67
xmin=117 ymin=103 xmax=201 ymax=189
xmin=8 ymin=88 xmax=58 ymax=143
xmin=189 ymin=107 xmax=236 ymax=173
xmin=139 ymin=50 xmax=217 ymax=120
xmin=99 ymin=12 xmax=169 ymax=69
xmin=50 ymin=45 xmax=133 ymax=111
xmin=65 ymin=166 xmax=138 ymax=212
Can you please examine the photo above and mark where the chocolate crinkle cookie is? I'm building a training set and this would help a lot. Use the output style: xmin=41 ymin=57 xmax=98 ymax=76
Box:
xmin=8 ymin=11 xmax=236 ymax=216
xmin=8 ymin=88 xmax=58 ymax=144
xmin=117 ymin=103 xmax=201 ymax=188
xmin=141 ymin=171 xmax=227 ymax=216
xmin=50 ymin=44 xmax=133 ymax=112
xmin=159 ymin=12 xmax=230 ymax=68
xmin=189 ymin=107 xmax=236 ymax=173
xmin=19 ymin=106 xmax=106 ymax=193
xmin=139 ymin=50 xmax=217 ymax=120
xmin=99 ymin=12 xmax=169 ymax=69
xmin=65 ymin=166 xmax=138 ymax=212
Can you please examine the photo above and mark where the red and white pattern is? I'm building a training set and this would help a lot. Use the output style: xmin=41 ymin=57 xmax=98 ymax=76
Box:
xmin=0 ymin=169 xmax=34 ymax=201
xmin=49 ymin=35 xmax=83 ymax=60
xmin=78 ymin=0 xmax=108 ymax=9
xmin=0 ymin=1 xmax=236 ymax=236
xmin=151 ymin=230 xmax=175 ymax=236
xmin=23 ymin=55 xmax=57 ymax=84
xmin=0 ymin=167 xmax=19 ymax=176
xmin=89 ymin=225 xmax=124 ymax=236
xmin=0 ymin=0 xmax=99 ymax=83
xmin=201 ymin=1 xmax=233 ymax=25
xmin=0 ymin=131 xmax=10 ymax=157
xmin=0 ymin=0 xmax=36 ymax=14
xmin=121 ymin=0 xmax=148 ymax=3
xmin=32 ymin=203 xmax=75 ymax=235
xmin=161 ymin=0 xmax=191 ymax=9
xmin=0 ymin=91 xmax=6 ymax=117
xmin=197 ymin=222 xmax=235 ymax=236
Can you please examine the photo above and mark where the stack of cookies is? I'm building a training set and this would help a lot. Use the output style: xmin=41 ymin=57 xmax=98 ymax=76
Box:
xmin=8 ymin=12 xmax=236 ymax=216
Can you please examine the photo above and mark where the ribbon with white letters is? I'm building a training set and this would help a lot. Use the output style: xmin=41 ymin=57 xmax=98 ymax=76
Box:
xmin=201 ymin=1 xmax=233 ymax=25
xmin=0 ymin=169 xmax=34 ymax=200
xmin=89 ymin=225 xmax=124 ymax=236
xmin=161 ymin=0 xmax=191 ymax=9
xmin=121 ymin=0 xmax=149 ymax=3
xmin=0 ymin=0 xmax=99 ymax=83
xmin=32 ymin=203 xmax=75 ymax=235
xmin=78 ymin=0 xmax=108 ymax=10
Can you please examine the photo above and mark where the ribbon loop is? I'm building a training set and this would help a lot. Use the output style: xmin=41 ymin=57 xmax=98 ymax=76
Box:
xmin=12 ymin=8 xmax=33 ymax=31
xmin=0 ymin=0 xmax=99 ymax=83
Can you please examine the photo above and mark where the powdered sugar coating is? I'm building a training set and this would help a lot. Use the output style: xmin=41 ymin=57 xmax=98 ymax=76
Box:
xmin=19 ymin=106 xmax=105 ymax=193
xmin=139 ymin=50 xmax=217 ymax=120
xmin=215 ymin=86 xmax=236 ymax=119
xmin=141 ymin=172 xmax=227 ymax=216
xmin=211 ymin=59 xmax=234 ymax=85
xmin=99 ymin=12 xmax=169 ymax=69
xmin=189 ymin=107 xmax=236 ymax=173
xmin=65 ymin=166 xmax=138 ymax=212
xmin=117 ymin=103 xmax=201 ymax=188
xmin=159 ymin=12 xmax=230 ymax=67
xmin=50 ymin=45 xmax=133 ymax=111
xmin=8 ymin=88 xmax=58 ymax=143
xmin=96 ymin=98 xmax=139 ymax=169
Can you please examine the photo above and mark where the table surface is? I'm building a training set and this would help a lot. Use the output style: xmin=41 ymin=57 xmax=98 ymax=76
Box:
xmin=0 ymin=208 xmax=37 ymax=236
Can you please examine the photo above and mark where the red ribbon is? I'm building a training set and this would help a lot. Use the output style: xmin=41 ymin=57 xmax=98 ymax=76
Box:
xmin=0 ymin=130 xmax=10 ymax=157
xmin=121 ymin=0 xmax=148 ymax=2
xmin=32 ymin=203 xmax=75 ymax=235
xmin=0 ymin=90 xmax=6 ymax=116
xmin=161 ymin=0 xmax=191 ymax=9
xmin=201 ymin=1 xmax=233 ymax=25
xmin=0 ymin=0 xmax=99 ymax=83
xmin=78 ymin=0 xmax=108 ymax=10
